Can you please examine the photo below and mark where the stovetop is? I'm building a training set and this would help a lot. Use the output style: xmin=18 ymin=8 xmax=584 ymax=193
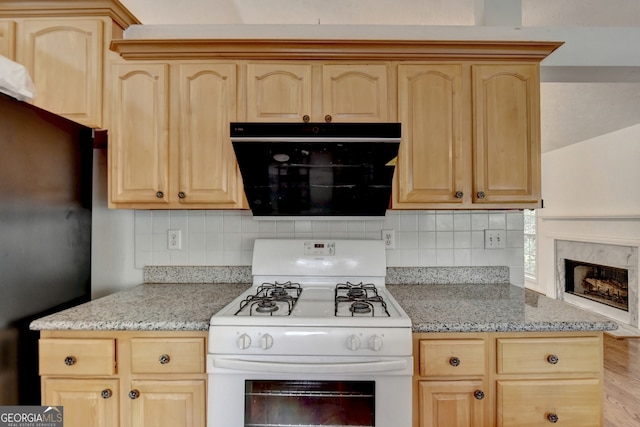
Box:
xmin=211 ymin=281 xmax=410 ymax=328
xmin=210 ymin=239 xmax=411 ymax=328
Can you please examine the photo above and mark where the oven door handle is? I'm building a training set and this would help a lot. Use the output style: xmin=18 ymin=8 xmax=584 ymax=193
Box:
xmin=212 ymin=358 xmax=409 ymax=374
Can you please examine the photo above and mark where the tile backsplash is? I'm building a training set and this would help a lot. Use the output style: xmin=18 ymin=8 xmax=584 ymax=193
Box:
xmin=134 ymin=209 xmax=525 ymax=284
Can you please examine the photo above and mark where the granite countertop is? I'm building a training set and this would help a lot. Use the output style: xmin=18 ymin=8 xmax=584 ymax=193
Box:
xmin=30 ymin=282 xmax=618 ymax=333
xmin=387 ymin=284 xmax=618 ymax=333
xmin=29 ymin=283 xmax=250 ymax=331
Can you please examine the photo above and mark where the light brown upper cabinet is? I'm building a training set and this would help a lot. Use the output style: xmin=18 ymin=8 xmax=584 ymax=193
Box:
xmin=246 ymin=63 xmax=391 ymax=122
xmin=108 ymin=39 xmax=562 ymax=210
xmin=472 ymin=63 xmax=541 ymax=206
xmin=16 ymin=18 xmax=105 ymax=127
xmin=394 ymin=62 xmax=542 ymax=209
xmin=395 ymin=63 xmax=468 ymax=206
xmin=0 ymin=1 xmax=139 ymax=128
xmin=0 ymin=20 xmax=15 ymax=59
xmin=109 ymin=62 xmax=243 ymax=208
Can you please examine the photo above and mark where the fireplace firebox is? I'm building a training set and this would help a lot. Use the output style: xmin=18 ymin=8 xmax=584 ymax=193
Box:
xmin=565 ymin=259 xmax=629 ymax=312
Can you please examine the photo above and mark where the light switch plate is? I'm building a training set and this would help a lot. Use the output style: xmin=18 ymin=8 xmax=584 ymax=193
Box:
xmin=484 ymin=230 xmax=506 ymax=249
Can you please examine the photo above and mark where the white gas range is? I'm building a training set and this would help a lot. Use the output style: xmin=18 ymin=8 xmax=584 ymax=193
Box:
xmin=207 ymin=239 xmax=413 ymax=427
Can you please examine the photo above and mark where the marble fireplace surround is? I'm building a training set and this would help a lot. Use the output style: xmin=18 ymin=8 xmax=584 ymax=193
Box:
xmin=555 ymin=238 xmax=639 ymax=328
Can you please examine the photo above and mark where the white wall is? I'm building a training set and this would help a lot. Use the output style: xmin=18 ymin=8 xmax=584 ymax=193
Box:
xmin=539 ymin=123 xmax=640 ymax=218
xmin=532 ymin=124 xmax=640 ymax=296
xmin=91 ymin=150 xmax=142 ymax=298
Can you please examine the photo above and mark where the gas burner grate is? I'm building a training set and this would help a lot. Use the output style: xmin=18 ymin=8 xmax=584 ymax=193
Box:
xmin=235 ymin=281 xmax=302 ymax=316
xmin=335 ymin=282 xmax=390 ymax=317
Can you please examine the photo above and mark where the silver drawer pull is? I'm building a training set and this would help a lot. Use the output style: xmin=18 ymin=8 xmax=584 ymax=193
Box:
xmin=159 ymin=354 xmax=171 ymax=364
xmin=101 ymin=389 xmax=112 ymax=399
xmin=129 ymin=390 xmax=140 ymax=399
xmin=473 ymin=390 xmax=485 ymax=400
xmin=64 ymin=356 xmax=76 ymax=366
xmin=449 ymin=357 xmax=461 ymax=367
xmin=547 ymin=413 xmax=559 ymax=423
xmin=547 ymin=354 xmax=559 ymax=365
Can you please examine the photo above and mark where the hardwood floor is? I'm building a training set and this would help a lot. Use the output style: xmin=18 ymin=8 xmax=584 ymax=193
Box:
xmin=604 ymin=334 xmax=640 ymax=426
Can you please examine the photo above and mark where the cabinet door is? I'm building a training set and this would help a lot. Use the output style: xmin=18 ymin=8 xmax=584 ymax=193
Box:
xmin=110 ymin=63 xmax=170 ymax=205
xmin=246 ymin=63 xmax=313 ymax=122
xmin=418 ymin=380 xmax=487 ymax=427
xmin=42 ymin=378 xmax=118 ymax=427
xmin=472 ymin=63 xmax=540 ymax=205
xmin=129 ymin=380 xmax=205 ymax=427
xmin=0 ymin=20 xmax=15 ymax=59
xmin=395 ymin=64 xmax=468 ymax=206
xmin=17 ymin=18 xmax=104 ymax=127
xmin=176 ymin=63 xmax=241 ymax=206
xmin=322 ymin=64 xmax=389 ymax=122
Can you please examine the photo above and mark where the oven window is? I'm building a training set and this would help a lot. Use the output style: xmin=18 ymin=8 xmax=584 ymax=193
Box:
xmin=245 ymin=380 xmax=375 ymax=427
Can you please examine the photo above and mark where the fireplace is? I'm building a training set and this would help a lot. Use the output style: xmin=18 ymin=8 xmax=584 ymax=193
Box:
xmin=555 ymin=239 xmax=638 ymax=328
xmin=564 ymin=259 xmax=628 ymax=312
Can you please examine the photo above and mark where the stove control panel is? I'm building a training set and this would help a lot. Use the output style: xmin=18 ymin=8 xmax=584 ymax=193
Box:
xmin=211 ymin=327 xmax=411 ymax=357
xmin=304 ymin=241 xmax=335 ymax=256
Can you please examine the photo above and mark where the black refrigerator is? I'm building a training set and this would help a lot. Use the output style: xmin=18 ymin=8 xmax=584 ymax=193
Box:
xmin=0 ymin=92 xmax=94 ymax=404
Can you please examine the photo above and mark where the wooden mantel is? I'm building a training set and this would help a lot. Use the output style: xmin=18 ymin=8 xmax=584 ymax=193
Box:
xmin=110 ymin=38 xmax=563 ymax=61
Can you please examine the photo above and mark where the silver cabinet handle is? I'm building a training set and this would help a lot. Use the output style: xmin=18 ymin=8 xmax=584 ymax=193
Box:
xmin=129 ymin=389 xmax=140 ymax=399
xmin=474 ymin=390 xmax=485 ymax=400
xmin=449 ymin=357 xmax=461 ymax=367
xmin=64 ymin=356 xmax=76 ymax=366
xmin=547 ymin=354 xmax=559 ymax=364
xmin=101 ymin=389 xmax=112 ymax=399
xmin=547 ymin=413 xmax=559 ymax=423
xmin=159 ymin=354 xmax=171 ymax=364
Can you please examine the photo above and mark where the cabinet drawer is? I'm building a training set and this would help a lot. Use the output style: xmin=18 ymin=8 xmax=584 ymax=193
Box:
xmin=496 ymin=336 xmax=601 ymax=374
xmin=130 ymin=338 xmax=205 ymax=374
xmin=497 ymin=379 xmax=601 ymax=427
xmin=419 ymin=339 xmax=486 ymax=377
xmin=39 ymin=339 xmax=116 ymax=376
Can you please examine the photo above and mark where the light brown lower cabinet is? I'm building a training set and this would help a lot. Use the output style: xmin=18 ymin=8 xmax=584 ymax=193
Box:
xmin=413 ymin=331 xmax=604 ymax=427
xmin=38 ymin=331 xmax=206 ymax=427
xmin=418 ymin=379 xmax=488 ymax=427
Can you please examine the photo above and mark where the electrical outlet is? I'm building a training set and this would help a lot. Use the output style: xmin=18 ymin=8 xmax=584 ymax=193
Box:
xmin=484 ymin=229 xmax=506 ymax=249
xmin=382 ymin=229 xmax=395 ymax=249
xmin=168 ymin=229 xmax=182 ymax=250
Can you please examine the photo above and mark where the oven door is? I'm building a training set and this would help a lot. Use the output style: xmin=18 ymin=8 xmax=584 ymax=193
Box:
xmin=207 ymin=355 xmax=412 ymax=427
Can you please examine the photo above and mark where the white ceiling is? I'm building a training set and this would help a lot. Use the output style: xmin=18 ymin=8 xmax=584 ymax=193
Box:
xmin=119 ymin=0 xmax=640 ymax=153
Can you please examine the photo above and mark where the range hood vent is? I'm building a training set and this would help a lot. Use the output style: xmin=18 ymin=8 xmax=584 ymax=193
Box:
xmin=231 ymin=122 xmax=401 ymax=219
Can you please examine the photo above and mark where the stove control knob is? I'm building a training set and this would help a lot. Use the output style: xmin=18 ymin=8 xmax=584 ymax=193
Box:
xmin=368 ymin=335 xmax=384 ymax=351
xmin=237 ymin=333 xmax=252 ymax=350
xmin=260 ymin=333 xmax=274 ymax=350
xmin=346 ymin=335 xmax=361 ymax=351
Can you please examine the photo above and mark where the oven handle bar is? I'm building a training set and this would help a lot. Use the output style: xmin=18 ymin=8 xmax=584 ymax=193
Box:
xmin=212 ymin=358 xmax=409 ymax=374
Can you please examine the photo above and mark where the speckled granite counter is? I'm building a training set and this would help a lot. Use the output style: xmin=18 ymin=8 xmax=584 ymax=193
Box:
xmin=30 ymin=281 xmax=617 ymax=333
xmin=29 ymin=283 xmax=250 ymax=331
xmin=387 ymin=284 xmax=618 ymax=332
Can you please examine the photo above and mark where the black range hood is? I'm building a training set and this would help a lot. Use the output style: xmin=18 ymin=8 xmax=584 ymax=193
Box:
xmin=231 ymin=122 xmax=401 ymax=218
